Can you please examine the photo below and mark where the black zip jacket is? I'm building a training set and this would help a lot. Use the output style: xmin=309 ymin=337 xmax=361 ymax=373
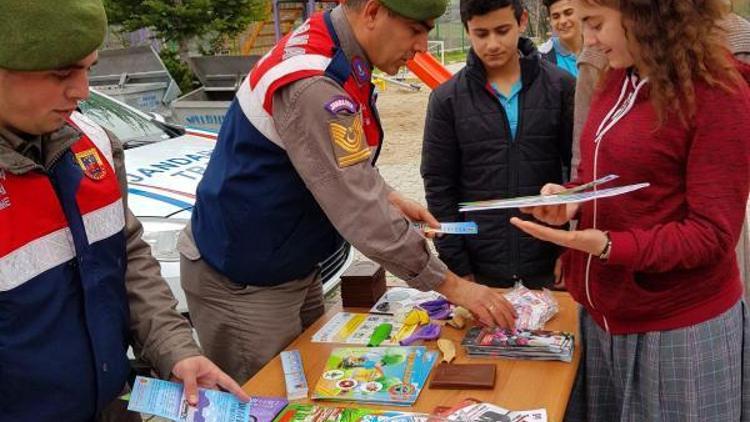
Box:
xmin=421 ymin=37 xmax=575 ymax=288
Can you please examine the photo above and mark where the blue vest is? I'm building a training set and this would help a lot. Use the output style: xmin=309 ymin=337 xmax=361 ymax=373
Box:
xmin=0 ymin=113 xmax=130 ymax=420
xmin=192 ymin=12 xmax=382 ymax=285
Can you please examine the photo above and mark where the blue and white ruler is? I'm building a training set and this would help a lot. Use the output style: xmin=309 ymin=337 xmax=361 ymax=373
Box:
xmin=412 ymin=221 xmax=479 ymax=235
xmin=280 ymin=349 xmax=308 ymax=401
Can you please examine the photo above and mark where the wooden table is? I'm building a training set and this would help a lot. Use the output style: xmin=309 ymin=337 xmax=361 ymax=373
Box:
xmin=243 ymin=291 xmax=581 ymax=422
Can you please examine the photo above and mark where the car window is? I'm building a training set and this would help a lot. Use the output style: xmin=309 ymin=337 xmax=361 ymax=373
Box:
xmin=79 ymin=92 xmax=171 ymax=148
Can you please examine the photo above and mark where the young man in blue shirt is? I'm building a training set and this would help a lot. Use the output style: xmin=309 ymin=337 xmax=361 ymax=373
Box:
xmin=421 ymin=0 xmax=575 ymax=289
xmin=539 ymin=0 xmax=583 ymax=77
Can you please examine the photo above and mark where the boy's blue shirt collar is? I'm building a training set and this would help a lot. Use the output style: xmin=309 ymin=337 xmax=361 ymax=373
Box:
xmin=552 ymin=36 xmax=575 ymax=57
xmin=491 ymin=79 xmax=522 ymax=99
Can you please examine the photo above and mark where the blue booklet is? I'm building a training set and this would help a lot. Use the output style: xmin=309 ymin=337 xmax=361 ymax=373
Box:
xmin=311 ymin=346 xmax=438 ymax=406
xmin=127 ymin=376 xmax=288 ymax=422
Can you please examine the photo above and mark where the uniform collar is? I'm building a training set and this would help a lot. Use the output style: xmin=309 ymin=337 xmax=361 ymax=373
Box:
xmin=330 ymin=6 xmax=372 ymax=73
xmin=0 ymin=123 xmax=81 ymax=174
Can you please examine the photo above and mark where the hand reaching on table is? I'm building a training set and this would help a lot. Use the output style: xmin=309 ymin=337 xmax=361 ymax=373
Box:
xmin=436 ymin=271 xmax=517 ymax=329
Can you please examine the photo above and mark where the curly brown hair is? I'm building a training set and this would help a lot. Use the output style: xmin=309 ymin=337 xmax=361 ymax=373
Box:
xmin=584 ymin=0 xmax=743 ymax=125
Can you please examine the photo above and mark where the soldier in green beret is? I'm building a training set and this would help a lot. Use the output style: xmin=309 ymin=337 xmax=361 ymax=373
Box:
xmin=180 ymin=0 xmax=517 ymax=384
xmin=0 ymin=0 xmax=248 ymax=420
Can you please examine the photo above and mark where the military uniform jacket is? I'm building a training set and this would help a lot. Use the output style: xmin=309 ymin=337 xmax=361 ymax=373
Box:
xmin=185 ymin=6 xmax=447 ymax=291
xmin=0 ymin=114 xmax=200 ymax=420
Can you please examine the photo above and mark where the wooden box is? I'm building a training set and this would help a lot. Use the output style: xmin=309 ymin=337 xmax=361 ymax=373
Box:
xmin=340 ymin=261 xmax=386 ymax=308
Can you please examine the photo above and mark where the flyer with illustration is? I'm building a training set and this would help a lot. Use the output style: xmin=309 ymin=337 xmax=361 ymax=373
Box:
xmin=127 ymin=376 xmax=287 ymax=422
xmin=312 ymin=347 xmax=437 ymax=406
xmin=273 ymin=403 xmax=428 ymax=422
xmin=311 ymin=312 xmax=418 ymax=345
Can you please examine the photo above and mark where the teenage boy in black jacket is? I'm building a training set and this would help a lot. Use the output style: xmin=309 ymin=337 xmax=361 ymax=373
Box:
xmin=421 ymin=0 xmax=575 ymax=289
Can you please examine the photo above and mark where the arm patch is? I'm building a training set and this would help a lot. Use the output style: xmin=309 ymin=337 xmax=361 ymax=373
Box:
xmin=328 ymin=111 xmax=371 ymax=167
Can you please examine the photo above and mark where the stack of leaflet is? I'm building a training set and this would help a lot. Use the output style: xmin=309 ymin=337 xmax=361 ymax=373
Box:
xmin=461 ymin=327 xmax=574 ymax=362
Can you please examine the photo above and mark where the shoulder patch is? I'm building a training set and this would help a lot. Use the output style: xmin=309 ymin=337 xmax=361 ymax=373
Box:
xmin=324 ymin=96 xmax=358 ymax=115
xmin=351 ymin=56 xmax=371 ymax=85
xmin=74 ymin=148 xmax=107 ymax=181
xmin=328 ymin=112 xmax=371 ymax=168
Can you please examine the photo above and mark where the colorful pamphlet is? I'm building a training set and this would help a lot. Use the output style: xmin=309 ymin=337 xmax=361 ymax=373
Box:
xmin=273 ymin=403 xmax=428 ymax=421
xmin=127 ymin=376 xmax=287 ymax=422
xmin=461 ymin=327 xmax=575 ymax=362
xmin=459 ymin=174 xmax=649 ymax=212
xmin=312 ymin=346 xmax=438 ymax=406
xmin=311 ymin=312 xmax=418 ymax=345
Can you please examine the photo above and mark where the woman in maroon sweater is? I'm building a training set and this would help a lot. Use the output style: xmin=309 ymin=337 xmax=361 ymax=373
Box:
xmin=511 ymin=0 xmax=750 ymax=420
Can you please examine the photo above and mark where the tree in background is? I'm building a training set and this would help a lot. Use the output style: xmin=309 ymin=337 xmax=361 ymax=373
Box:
xmin=524 ymin=0 xmax=550 ymax=41
xmin=105 ymin=0 xmax=265 ymax=90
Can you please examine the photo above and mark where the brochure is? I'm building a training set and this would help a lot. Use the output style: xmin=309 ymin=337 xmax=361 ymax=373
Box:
xmin=127 ymin=376 xmax=287 ymax=422
xmin=459 ymin=176 xmax=649 ymax=212
xmin=311 ymin=312 xmax=418 ymax=345
xmin=273 ymin=403 xmax=428 ymax=421
xmin=312 ymin=346 xmax=438 ymax=406
xmin=436 ymin=399 xmax=548 ymax=422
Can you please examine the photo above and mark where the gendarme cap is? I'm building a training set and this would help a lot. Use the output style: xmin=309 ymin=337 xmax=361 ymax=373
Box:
xmin=379 ymin=0 xmax=448 ymax=21
xmin=0 ymin=0 xmax=107 ymax=71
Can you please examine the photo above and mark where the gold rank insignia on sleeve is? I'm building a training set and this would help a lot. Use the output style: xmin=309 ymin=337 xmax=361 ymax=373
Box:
xmin=328 ymin=112 xmax=371 ymax=168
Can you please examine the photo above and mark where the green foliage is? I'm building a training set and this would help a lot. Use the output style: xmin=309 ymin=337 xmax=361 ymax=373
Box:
xmin=159 ymin=45 xmax=197 ymax=93
xmin=104 ymin=0 xmax=265 ymax=46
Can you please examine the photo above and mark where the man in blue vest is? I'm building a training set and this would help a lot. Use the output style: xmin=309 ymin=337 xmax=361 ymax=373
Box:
xmin=0 ymin=1 xmax=248 ymax=420
xmin=179 ymin=0 xmax=518 ymax=384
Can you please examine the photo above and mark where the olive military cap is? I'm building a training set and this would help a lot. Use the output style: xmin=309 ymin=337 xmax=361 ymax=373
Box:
xmin=379 ymin=0 xmax=449 ymax=21
xmin=0 ymin=0 xmax=107 ymax=71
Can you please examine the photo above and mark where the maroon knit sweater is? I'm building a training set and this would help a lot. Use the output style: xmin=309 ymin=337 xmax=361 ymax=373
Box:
xmin=566 ymin=60 xmax=750 ymax=334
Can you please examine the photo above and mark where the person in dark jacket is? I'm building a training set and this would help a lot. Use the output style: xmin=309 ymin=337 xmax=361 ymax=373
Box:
xmin=421 ymin=0 xmax=575 ymax=289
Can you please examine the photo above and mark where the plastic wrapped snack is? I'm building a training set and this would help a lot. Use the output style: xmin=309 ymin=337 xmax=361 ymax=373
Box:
xmin=503 ymin=283 xmax=559 ymax=330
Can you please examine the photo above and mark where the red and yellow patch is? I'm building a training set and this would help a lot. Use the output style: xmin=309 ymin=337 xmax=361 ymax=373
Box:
xmin=74 ymin=148 xmax=107 ymax=180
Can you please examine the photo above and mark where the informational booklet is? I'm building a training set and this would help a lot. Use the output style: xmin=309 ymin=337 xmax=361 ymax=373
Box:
xmin=273 ymin=403 xmax=428 ymax=421
xmin=459 ymin=176 xmax=649 ymax=212
xmin=127 ymin=376 xmax=287 ymax=422
xmin=439 ymin=400 xmax=548 ymax=422
xmin=312 ymin=346 xmax=438 ymax=406
xmin=311 ymin=312 xmax=417 ymax=345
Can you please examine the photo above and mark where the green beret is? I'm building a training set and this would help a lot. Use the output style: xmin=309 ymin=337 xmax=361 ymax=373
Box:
xmin=0 ymin=0 xmax=107 ymax=71
xmin=380 ymin=0 xmax=448 ymax=21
